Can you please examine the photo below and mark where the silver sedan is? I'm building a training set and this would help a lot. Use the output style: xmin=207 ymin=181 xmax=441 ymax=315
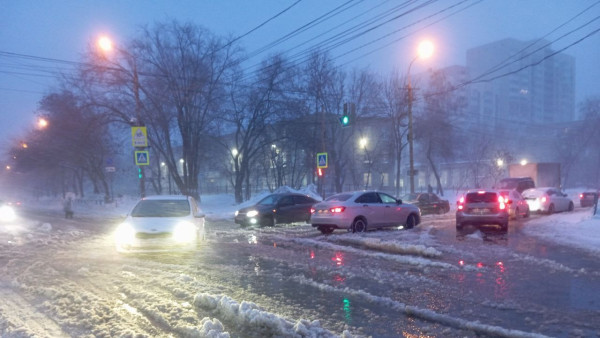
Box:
xmin=310 ymin=190 xmax=421 ymax=234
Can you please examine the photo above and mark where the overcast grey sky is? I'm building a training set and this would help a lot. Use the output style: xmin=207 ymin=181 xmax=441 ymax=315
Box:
xmin=1 ymin=0 xmax=598 ymax=149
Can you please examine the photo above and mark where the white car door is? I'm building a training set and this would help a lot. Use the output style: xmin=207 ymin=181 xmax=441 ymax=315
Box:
xmin=379 ymin=192 xmax=406 ymax=227
xmin=354 ymin=192 xmax=386 ymax=227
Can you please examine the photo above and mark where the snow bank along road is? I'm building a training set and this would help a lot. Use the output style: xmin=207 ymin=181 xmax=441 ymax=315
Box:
xmin=0 ymin=207 xmax=599 ymax=337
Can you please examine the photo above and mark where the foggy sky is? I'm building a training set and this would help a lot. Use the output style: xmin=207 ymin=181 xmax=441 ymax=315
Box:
xmin=1 ymin=0 xmax=598 ymax=149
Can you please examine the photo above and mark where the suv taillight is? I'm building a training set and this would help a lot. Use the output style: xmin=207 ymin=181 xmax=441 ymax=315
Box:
xmin=310 ymin=208 xmax=316 ymax=214
xmin=457 ymin=196 xmax=465 ymax=210
xmin=498 ymin=195 xmax=506 ymax=210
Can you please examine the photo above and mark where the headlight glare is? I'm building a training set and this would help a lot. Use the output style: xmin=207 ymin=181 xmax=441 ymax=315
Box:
xmin=0 ymin=206 xmax=16 ymax=222
xmin=247 ymin=210 xmax=259 ymax=218
xmin=173 ymin=222 xmax=196 ymax=243
xmin=115 ymin=223 xmax=135 ymax=245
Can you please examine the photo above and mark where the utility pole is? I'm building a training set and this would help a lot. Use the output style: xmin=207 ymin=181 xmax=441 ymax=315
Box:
xmin=408 ymin=79 xmax=415 ymax=194
xmin=133 ymin=62 xmax=146 ymax=198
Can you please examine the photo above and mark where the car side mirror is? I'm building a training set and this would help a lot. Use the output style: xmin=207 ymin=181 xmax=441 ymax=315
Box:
xmin=397 ymin=199 xmax=402 ymax=205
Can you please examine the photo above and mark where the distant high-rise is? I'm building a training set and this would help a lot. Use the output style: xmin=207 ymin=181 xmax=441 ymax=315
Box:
xmin=465 ymin=38 xmax=575 ymax=130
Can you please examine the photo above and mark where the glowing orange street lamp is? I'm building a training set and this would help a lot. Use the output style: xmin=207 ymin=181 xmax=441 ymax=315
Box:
xmin=38 ymin=117 xmax=48 ymax=129
xmin=407 ymin=40 xmax=434 ymax=193
xmin=97 ymin=35 xmax=113 ymax=53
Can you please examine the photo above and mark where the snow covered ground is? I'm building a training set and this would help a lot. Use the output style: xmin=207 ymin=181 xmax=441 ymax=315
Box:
xmin=1 ymin=187 xmax=599 ymax=337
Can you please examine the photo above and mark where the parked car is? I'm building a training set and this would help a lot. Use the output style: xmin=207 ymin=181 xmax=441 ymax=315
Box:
xmin=496 ymin=177 xmax=535 ymax=193
xmin=310 ymin=190 xmax=421 ymax=234
xmin=234 ymin=193 xmax=318 ymax=227
xmin=456 ymin=190 xmax=509 ymax=230
xmin=114 ymin=195 xmax=206 ymax=252
xmin=498 ymin=189 xmax=530 ymax=219
xmin=579 ymin=190 xmax=599 ymax=207
xmin=400 ymin=192 xmax=450 ymax=215
xmin=522 ymin=187 xmax=574 ymax=214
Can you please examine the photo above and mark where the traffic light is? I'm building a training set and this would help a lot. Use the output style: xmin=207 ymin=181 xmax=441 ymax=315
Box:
xmin=138 ymin=167 xmax=142 ymax=179
xmin=339 ymin=114 xmax=350 ymax=127
xmin=318 ymin=168 xmax=324 ymax=177
xmin=339 ymin=102 xmax=354 ymax=127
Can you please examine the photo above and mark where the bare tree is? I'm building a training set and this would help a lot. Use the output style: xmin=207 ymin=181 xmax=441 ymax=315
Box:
xmin=8 ymin=91 xmax=115 ymax=199
xmin=379 ymin=70 xmax=409 ymax=196
xmin=415 ymin=70 xmax=465 ymax=196
xmin=221 ymin=54 xmax=295 ymax=203
xmin=80 ymin=21 xmax=240 ymax=199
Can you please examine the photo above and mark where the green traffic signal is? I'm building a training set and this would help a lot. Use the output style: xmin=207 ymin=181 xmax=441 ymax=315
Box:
xmin=340 ymin=115 xmax=350 ymax=126
xmin=138 ymin=168 xmax=142 ymax=179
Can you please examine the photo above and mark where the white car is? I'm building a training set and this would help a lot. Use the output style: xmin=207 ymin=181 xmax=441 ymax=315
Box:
xmin=115 ymin=195 xmax=206 ymax=252
xmin=522 ymin=187 xmax=574 ymax=214
xmin=310 ymin=191 xmax=421 ymax=234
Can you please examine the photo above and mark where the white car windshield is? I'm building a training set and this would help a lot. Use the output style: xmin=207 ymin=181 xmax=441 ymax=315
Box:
xmin=131 ymin=200 xmax=190 ymax=217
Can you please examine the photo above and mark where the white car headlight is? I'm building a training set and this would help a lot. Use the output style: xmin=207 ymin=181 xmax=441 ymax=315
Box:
xmin=235 ymin=210 xmax=239 ymax=216
xmin=0 ymin=205 xmax=16 ymax=222
xmin=246 ymin=210 xmax=259 ymax=218
xmin=115 ymin=223 xmax=136 ymax=245
xmin=173 ymin=221 xmax=196 ymax=243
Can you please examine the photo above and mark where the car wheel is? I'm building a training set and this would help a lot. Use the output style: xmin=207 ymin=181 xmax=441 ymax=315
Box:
xmin=500 ymin=222 xmax=508 ymax=231
xmin=568 ymin=202 xmax=574 ymax=212
xmin=319 ymin=226 xmax=334 ymax=235
xmin=352 ymin=218 xmax=368 ymax=233
xmin=456 ymin=221 xmax=463 ymax=230
xmin=514 ymin=207 xmax=520 ymax=220
xmin=437 ymin=208 xmax=445 ymax=215
xmin=406 ymin=214 xmax=417 ymax=229
xmin=525 ymin=208 xmax=530 ymax=218
xmin=547 ymin=204 xmax=555 ymax=214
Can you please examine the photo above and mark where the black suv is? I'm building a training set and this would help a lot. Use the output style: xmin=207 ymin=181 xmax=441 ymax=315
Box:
xmin=497 ymin=177 xmax=535 ymax=193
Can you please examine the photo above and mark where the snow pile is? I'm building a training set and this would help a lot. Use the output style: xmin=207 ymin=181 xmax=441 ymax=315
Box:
xmin=193 ymin=293 xmax=345 ymax=337
xmin=286 ymin=236 xmax=454 ymax=269
xmin=521 ymin=208 xmax=600 ymax=255
xmin=39 ymin=222 xmax=52 ymax=232
xmin=327 ymin=236 xmax=442 ymax=258
xmin=273 ymin=184 xmax=323 ymax=202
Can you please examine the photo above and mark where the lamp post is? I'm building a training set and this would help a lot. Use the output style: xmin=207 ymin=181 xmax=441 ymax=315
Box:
xmin=97 ymin=35 xmax=146 ymax=197
xmin=407 ymin=40 xmax=434 ymax=194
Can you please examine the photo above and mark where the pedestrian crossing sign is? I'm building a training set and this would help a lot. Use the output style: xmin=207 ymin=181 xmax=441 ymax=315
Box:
xmin=135 ymin=151 xmax=150 ymax=166
xmin=317 ymin=152 xmax=328 ymax=168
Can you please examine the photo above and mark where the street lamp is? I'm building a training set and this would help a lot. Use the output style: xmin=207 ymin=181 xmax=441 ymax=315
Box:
xmin=37 ymin=117 xmax=48 ymax=129
xmin=97 ymin=35 xmax=147 ymax=197
xmin=359 ymin=137 xmax=368 ymax=149
xmin=407 ymin=40 xmax=434 ymax=194
xmin=98 ymin=36 xmax=113 ymax=53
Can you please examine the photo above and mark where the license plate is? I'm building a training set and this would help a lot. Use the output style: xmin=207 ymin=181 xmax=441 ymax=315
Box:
xmin=472 ymin=208 xmax=489 ymax=214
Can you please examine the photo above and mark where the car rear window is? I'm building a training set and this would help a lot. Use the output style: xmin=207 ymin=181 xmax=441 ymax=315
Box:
xmin=465 ymin=192 xmax=498 ymax=203
xmin=325 ymin=193 xmax=352 ymax=202
xmin=522 ymin=189 xmax=543 ymax=198
xmin=131 ymin=200 xmax=190 ymax=217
